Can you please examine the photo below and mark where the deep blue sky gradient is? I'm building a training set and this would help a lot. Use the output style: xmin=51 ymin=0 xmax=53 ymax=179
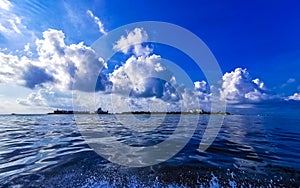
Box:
xmin=5 ymin=0 xmax=300 ymax=96
xmin=97 ymin=1 xmax=300 ymax=92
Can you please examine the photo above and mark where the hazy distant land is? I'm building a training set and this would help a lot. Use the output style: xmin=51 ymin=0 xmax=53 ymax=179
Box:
xmin=45 ymin=109 xmax=230 ymax=115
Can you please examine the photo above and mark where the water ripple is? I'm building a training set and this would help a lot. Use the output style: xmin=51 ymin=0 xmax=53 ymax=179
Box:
xmin=0 ymin=114 xmax=299 ymax=187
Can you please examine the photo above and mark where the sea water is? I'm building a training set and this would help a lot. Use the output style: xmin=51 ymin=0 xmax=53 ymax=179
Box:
xmin=0 ymin=103 xmax=299 ymax=187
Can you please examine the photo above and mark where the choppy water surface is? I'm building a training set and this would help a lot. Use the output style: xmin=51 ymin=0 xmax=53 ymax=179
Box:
xmin=0 ymin=108 xmax=300 ymax=187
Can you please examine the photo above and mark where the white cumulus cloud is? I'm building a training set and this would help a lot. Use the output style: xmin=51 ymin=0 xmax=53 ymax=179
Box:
xmin=113 ymin=28 xmax=152 ymax=57
xmin=0 ymin=0 xmax=12 ymax=11
xmin=287 ymin=93 xmax=300 ymax=101
xmin=109 ymin=54 xmax=176 ymax=99
xmin=1 ymin=29 xmax=109 ymax=92
xmin=35 ymin=29 xmax=110 ymax=92
xmin=2 ymin=22 xmax=293 ymax=112
xmin=0 ymin=51 xmax=54 ymax=88
xmin=178 ymin=80 xmax=214 ymax=112
xmin=220 ymin=68 xmax=271 ymax=103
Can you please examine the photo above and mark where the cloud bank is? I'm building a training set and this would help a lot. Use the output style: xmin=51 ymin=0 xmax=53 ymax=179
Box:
xmin=1 ymin=28 xmax=111 ymax=109
xmin=1 ymin=29 xmax=109 ymax=92
xmin=0 ymin=26 xmax=296 ymax=112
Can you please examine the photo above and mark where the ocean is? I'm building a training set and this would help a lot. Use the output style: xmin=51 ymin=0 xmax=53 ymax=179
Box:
xmin=0 ymin=103 xmax=300 ymax=187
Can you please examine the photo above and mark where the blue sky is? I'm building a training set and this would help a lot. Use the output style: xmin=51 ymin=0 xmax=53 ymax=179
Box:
xmin=0 ymin=0 xmax=300 ymax=113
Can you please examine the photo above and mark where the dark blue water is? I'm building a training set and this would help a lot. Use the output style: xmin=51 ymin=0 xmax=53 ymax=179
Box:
xmin=0 ymin=105 xmax=300 ymax=187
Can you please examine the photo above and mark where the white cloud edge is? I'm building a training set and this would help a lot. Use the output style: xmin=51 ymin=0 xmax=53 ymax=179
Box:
xmin=113 ymin=28 xmax=152 ymax=57
xmin=287 ymin=93 xmax=300 ymax=101
xmin=86 ymin=10 xmax=107 ymax=35
xmin=0 ymin=0 xmax=12 ymax=11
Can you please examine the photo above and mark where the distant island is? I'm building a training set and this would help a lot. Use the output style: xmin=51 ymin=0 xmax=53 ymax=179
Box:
xmin=48 ymin=107 xmax=109 ymax=115
xmin=47 ymin=108 xmax=230 ymax=115
xmin=119 ymin=109 xmax=230 ymax=115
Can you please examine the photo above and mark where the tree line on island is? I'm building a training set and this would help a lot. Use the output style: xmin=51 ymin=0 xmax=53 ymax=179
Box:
xmin=48 ymin=108 xmax=230 ymax=115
